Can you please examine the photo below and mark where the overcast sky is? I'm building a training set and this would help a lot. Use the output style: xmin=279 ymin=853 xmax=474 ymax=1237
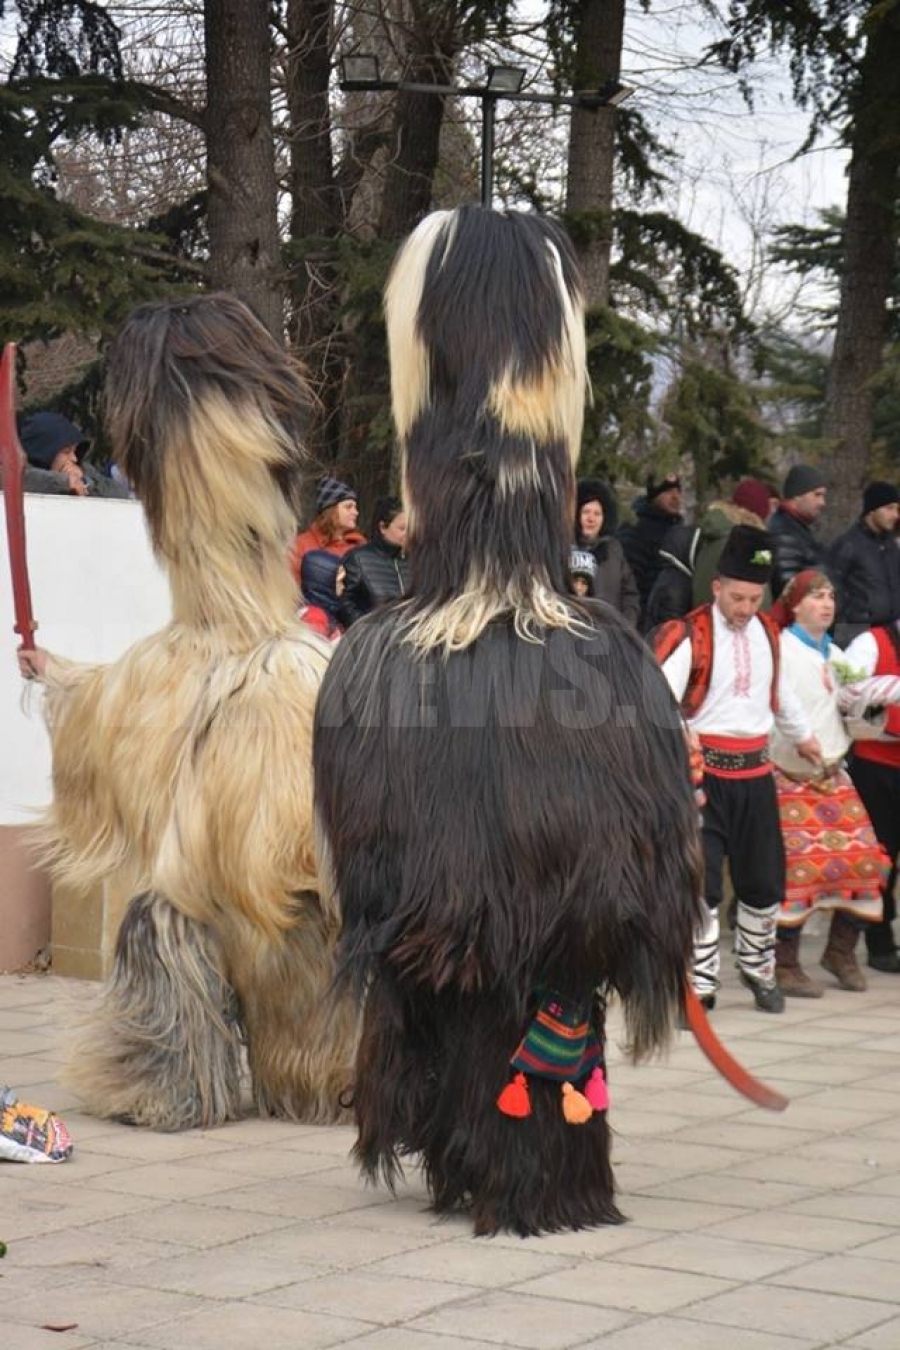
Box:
xmin=622 ymin=2 xmax=848 ymax=320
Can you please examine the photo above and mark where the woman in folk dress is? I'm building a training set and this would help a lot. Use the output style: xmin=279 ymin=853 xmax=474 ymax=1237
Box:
xmin=770 ymin=570 xmax=889 ymax=996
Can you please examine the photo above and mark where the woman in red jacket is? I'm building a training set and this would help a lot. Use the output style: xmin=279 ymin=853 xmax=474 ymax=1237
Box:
xmin=290 ymin=475 xmax=366 ymax=583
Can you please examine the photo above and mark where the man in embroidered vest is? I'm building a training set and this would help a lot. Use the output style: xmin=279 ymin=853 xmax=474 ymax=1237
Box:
xmin=654 ymin=525 xmax=822 ymax=1012
xmin=843 ymin=622 xmax=900 ymax=973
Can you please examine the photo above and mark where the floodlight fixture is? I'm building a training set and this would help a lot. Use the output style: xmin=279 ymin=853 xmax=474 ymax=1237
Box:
xmin=340 ymin=53 xmax=381 ymax=88
xmin=485 ymin=64 xmax=526 ymax=95
xmin=336 ymin=50 xmax=636 ymax=209
xmin=605 ymin=82 xmax=635 ymax=107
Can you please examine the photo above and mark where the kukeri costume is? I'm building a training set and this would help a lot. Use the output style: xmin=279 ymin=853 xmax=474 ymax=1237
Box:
xmin=18 ymin=296 xmax=356 ymax=1130
xmin=314 ymin=206 xmax=703 ymax=1236
xmin=655 ymin=526 xmax=813 ymax=1013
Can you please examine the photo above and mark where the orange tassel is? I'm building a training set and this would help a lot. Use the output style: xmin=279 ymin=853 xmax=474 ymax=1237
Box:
xmin=561 ymin=1082 xmax=593 ymax=1124
xmin=584 ymin=1067 xmax=609 ymax=1111
xmin=497 ymin=1073 xmax=532 ymax=1118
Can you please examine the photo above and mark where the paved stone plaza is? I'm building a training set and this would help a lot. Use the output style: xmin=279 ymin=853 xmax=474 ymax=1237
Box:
xmin=3 ymin=936 xmax=900 ymax=1350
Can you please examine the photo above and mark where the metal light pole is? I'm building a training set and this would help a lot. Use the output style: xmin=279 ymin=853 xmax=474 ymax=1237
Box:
xmin=338 ymin=56 xmax=633 ymax=209
xmin=481 ymin=95 xmax=495 ymax=209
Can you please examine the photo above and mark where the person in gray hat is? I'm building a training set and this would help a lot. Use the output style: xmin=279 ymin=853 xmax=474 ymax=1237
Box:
xmin=768 ymin=464 xmax=828 ymax=598
xmin=20 ymin=411 xmax=130 ymax=498
xmin=827 ymin=482 xmax=900 ymax=645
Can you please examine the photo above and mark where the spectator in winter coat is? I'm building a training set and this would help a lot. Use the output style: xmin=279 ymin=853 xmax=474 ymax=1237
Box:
xmin=769 ymin=464 xmax=828 ymax=598
xmin=298 ymin=549 xmax=345 ymax=642
xmin=290 ymin=475 xmax=366 ymax=584
xmin=574 ymin=478 xmax=640 ymax=624
xmin=20 ymin=411 xmax=130 ymax=499
xmin=339 ymin=495 xmax=410 ymax=627
xmin=641 ymin=523 xmax=699 ymax=634
xmin=827 ymin=481 xmax=900 ymax=646
xmin=691 ymin=480 xmax=772 ymax=609
xmin=642 ymin=477 xmax=771 ymax=634
xmin=617 ymin=472 xmax=683 ymax=622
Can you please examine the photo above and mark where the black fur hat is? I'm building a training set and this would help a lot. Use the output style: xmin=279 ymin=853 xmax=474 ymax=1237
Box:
xmin=717 ymin=525 xmax=774 ymax=584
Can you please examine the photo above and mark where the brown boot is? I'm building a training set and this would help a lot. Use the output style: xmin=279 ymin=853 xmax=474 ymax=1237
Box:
xmin=821 ymin=912 xmax=867 ymax=991
xmin=775 ymin=927 xmax=824 ymax=998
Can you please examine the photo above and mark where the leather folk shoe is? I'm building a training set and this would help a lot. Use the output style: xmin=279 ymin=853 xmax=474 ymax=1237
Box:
xmin=776 ymin=963 xmax=824 ymax=998
xmin=739 ymin=970 xmax=785 ymax=1014
xmin=821 ymin=948 xmax=867 ymax=990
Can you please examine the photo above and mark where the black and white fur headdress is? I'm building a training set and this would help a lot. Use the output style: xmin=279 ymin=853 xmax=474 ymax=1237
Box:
xmin=384 ymin=206 xmax=588 ymax=652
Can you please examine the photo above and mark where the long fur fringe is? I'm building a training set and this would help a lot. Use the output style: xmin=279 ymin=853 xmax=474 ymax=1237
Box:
xmin=316 ymin=608 xmax=704 ymax=1233
xmin=64 ymin=893 xmax=244 ymax=1131
xmin=384 ymin=206 xmax=589 ymax=654
xmin=40 ymin=295 xmax=357 ymax=1129
xmin=41 ymin=632 xmax=329 ymax=940
xmin=316 ymin=209 xmax=702 ymax=1234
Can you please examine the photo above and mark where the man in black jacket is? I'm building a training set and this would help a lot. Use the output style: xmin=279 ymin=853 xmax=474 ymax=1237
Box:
xmin=828 ymin=482 xmax=900 ymax=645
xmin=339 ymin=495 xmax=409 ymax=626
xmin=618 ymin=472 xmax=684 ymax=622
xmin=769 ymin=464 xmax=827 ymax=598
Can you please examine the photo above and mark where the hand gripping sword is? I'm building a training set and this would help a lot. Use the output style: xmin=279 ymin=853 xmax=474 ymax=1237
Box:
xmin=0 ymin=343 xmax=37 ymax=651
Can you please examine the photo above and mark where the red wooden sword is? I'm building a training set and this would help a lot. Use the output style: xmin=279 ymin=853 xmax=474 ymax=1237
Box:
xmin=684 ymin=983 xmax=788 ymax=1112
xmin=0 ymin=343 xmax=37 ymax=651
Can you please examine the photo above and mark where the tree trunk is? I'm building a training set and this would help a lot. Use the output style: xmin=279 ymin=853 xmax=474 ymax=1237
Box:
xmin=286 ymin=0 xmax=343 ymax=468
xmin=378 ymin=46 xmax=455 ymax=240
xmin=204 ymin=0 xmax=283 ymax=336
xmin=823 ymin=8 xmax=900 ymax=530
xmin=288 ymin=0 xmax=339 ymax=241
xmin=564 ymin=0 xmax=626 ymax=308
xmin=336 ymin=23 xmax=457 ymax=508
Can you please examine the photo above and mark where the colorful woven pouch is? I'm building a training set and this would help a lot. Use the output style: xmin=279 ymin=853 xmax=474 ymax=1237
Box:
xmin=497 ymin=990 xmax=608 ymax=1125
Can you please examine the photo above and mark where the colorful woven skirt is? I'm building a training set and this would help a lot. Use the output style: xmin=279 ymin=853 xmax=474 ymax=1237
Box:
xmin=774 ymin=767 xmax=888 ymax=927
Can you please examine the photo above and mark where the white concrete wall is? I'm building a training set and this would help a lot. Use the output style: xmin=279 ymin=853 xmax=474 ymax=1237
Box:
xmin=0 ymin=493 xmax=171 ymax=825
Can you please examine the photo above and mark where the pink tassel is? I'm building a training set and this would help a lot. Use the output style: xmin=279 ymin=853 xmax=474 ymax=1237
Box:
xmin=584 ymin=1067 xmax=609 ymax=1112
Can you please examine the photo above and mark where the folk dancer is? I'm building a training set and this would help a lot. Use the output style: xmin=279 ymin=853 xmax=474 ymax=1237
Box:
xmin=654 ymin=525 xmax=822 ymax=1013
xmin=768 ymin=571 xmax=889 ymax=996
xmin=842 ymin=618 xmax=900 ymax=973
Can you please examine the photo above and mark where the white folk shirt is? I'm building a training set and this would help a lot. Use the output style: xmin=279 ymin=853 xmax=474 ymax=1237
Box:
xmin=661 ymin=604 xmax=811 ymax=743
xmin=842 ymin=630 xmax=880 ymax=679
xmin=769 ymin=631 xmax=849 ymax=774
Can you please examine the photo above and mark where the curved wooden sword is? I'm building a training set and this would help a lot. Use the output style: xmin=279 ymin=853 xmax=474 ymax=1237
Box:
xmin=684 ymin=984 xmax=788 ymax=1112
xmin=0 ymin=342 xmax=37 ymax=651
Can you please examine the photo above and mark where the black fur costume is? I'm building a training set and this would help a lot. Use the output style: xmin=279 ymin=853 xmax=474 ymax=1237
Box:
xmin=314 ymin=207 xmax=702 ymax=1236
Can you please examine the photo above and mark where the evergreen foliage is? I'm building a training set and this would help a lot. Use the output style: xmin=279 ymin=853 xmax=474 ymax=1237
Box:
xmin=760 ymin=206 xmax=900 ymax=469
xmin=1 ymin=0 xmax=201 ymax=431
xmin=661 ymin=357 xmax=775 ymax=502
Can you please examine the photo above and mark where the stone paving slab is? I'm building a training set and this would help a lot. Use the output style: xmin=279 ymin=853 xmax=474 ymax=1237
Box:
xmin=3 ymin=935 xmax=900 ymax=1349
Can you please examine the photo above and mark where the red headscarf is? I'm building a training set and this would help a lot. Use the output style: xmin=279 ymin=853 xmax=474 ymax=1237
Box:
xmin=770 ymin=568 xmax=832 ymax=630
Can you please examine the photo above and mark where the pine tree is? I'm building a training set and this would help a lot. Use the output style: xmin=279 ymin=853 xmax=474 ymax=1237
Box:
xmin=1 ymin=2 xmax=190 ymax=355
xmin=707 ymin=0 xmax=900 ymax=525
